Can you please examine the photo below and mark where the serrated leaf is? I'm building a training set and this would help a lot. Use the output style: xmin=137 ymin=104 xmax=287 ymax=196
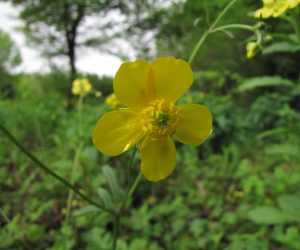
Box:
xmin=278 ymin=194 xmax=300 ymax=219
xmin=102 ymin=165 xmax=124 ymax=202
xmin=248 ymin=206 xmax=292 ymax=224
xmin=97 ymin=187 xmax=112 ymax=209
xmin=237 ymin=76 xmax=293 ymax=92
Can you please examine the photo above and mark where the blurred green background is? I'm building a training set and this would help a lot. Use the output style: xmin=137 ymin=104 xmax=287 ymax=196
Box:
xmin=1 ymin=0 xmax=300 ymax=249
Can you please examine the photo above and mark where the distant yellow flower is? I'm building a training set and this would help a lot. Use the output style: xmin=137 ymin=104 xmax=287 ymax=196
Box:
xmin=246 ymin=42 xmax=261 ymax=59
xmin=95 ymin=91 xmax=102 ymax=98
xmin=105 ymin=93 xmax=121 ymax=109
xmin=71 ymin=78 xmax=92 ymax=96
xmin=93 ymin=57 xmax=212 ymax=182
xmin=255 ymin=0 xmax=300 ymax=18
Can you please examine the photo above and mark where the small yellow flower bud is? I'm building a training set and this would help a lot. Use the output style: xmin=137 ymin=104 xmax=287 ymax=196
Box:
xmin=246 ymin=42 xmax=261 ymax=59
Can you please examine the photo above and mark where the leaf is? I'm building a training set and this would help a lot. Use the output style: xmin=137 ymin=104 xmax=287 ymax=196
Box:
xmin=73 ymin=206 xmax=101 ymax=216
xmin=96 ymin=187 xmax=112 ymax=209
xmin=278 ymin=194 xmax=300 ymax=219
xmin=102 ymin=165 xmax=124 ymax=202
xmin=129 ymin=239 xmax=148 ymax=250
xmin=248 ymin=206 xmax=292 ymax=224
xmin=255 ymin=127 xmax=289 ymax=140
xmin=237 ymin=76 xmax=293 ymax=92
xmin=263 ymin=42 xmax=300 ymax=54
xmin=265 ymin=144 xmax=300 ymax=159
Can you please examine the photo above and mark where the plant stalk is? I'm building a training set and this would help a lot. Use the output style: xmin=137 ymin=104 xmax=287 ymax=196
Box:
xmin=0 ymin=123 xmax=114 ymax=215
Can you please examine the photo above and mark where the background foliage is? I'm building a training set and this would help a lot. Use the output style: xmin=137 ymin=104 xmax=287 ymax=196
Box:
xmin=1 ymin=0 xmax=300 ymax=249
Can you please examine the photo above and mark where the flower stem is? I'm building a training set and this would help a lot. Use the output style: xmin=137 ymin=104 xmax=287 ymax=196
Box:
xmin=112 ymin=149 xmax=142 ymax=250
xmin=209 ymin=24 xmax=254 ymax=33
xmin=188 ymin=0 xmax=240 ymax=65
xmin=209 ymin=0 xmax=239 ymax=30
xmin=112 ymin=214 xmax=120 ymax=250
xmin=65 ymin=142 xmax=84 ymax=220
xmin=126 ymin=147 xmax=137 ymax=185
xmin=0 ymin=123 xmax=114 ymax=215
xmin=188 ymin=31 xmax=209 ymax=65
xmin=66 ymin=95 xmax=85 ymax=220
xmin=78 ymin=94 xmax=84 ymax=139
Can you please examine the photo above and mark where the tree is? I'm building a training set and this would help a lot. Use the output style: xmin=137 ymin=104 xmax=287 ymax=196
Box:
xmin=0 ymin=30 xmax=21 ymax=73
xmin=9 ymin=0 xmax=158 ymax=81
xmin=0 ymin=29 xmax=21 ymax=97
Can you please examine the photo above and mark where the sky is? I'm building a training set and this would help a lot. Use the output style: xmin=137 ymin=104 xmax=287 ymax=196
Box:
xmin=0 ymin=2 xmax=124 ymax=77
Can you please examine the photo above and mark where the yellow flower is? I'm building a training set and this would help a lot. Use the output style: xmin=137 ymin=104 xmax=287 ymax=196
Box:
xmin=105 ymin=93 xmax=122 ymax=109
xmin=95 ymin=90 xmax=102 ymax=98
xmin=246 ymin=42 xmax=261 ymax=59
xmin=71 ymin=78 xmax=92 ymax=96
xmin=255 ymin=0 xmax=300 ymax=18
xmin=93 ymin=57 xmax=212 ymax=182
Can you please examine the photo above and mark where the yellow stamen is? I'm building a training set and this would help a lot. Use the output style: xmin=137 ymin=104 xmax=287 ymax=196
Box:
xmin=141 ymin=99 xmax=178 ymax=138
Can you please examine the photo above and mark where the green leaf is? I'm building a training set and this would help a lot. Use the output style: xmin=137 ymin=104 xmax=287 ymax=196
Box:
xmin=263 ymin=42 xmax=300 ymax=54
xmin=278 ymin=194 xmax=300 ymax=219
xmin=237 ymin=76 xmax=293 ymax=92
xmin=255 ymin=127 xmax=289 ymax=140
xmin=102 ymin=165 xmax=124 ymax=202
xmin=73 ymin=206 xmax=101 ymax=216
xmin=97 ymin=187 xmax=112 ymax=209
xmin=265 ymin=144 xmax=300 ymax=159
xmin=248 ymin=206 xmax=292 ymax=224
xmin=129 ymin=239 xmax=148 ymax=250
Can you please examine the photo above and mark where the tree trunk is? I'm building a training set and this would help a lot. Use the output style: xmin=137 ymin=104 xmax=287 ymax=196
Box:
xmin=67 ymin=33 xmax=76 ymax=82
xmin=65 ymin=4 xmax=85 ymax=83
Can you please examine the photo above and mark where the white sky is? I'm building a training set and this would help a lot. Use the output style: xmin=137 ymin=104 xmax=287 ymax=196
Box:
xmin=0 ymin=2 xmax=123 ymax=77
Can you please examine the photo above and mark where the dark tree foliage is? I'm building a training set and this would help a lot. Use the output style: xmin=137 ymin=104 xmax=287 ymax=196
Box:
xmin=0 ymin=30 xmax=21 ymax=97
xmin=8 ymin=0 xmax=159 ymax=81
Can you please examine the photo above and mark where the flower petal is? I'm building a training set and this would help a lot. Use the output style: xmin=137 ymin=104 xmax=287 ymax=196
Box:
xmin=113 ymin=59 xmax=156 ymax=110
xmin=151 ymin=57 xmax=193 ymax=102
xmin=93 ymin=110 xmax=144 ymax=156
xmin=140 ymin=136 xmax=176 ymax=182
xmin=175 ymin=104 xmax=212 ymax=146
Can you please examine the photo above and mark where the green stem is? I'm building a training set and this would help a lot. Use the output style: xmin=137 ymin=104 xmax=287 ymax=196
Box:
xmin=282 ymin=14 xmax=300 ymax=42
xmin=209 ymin=24 xmax=254 ymax=33
xmin=188 ymin=31 xmax=209 ymax=65
xmin=112 ymin=149 xmax=142 ymax=250
xmin=78 ymin=95 xmax=84 ymax=139
xmin=0 ymin=123 xmax=114 ymax=215
xmin=66 ymin=95 xmax=85 ymax=220
xmin=125 ymin=147 xmax=137 ymax=185
xmin=210 ymin=0 xmax=239 ymax=30
xmin=203 ymin=0 xmax=210 ymax=26
xmin=188 ymin=0 xmax=240 ymax=65
xmin=120 ymin=172 xmax=143 ymax=213
xmin=66 ymin=142 xmax=84 ymax=220
xmin=112 ymin=214 xmax=120 ymax=250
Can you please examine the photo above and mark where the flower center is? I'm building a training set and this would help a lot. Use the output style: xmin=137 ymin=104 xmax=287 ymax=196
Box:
xmin=141 ymin=99 xmax=179 ymax=138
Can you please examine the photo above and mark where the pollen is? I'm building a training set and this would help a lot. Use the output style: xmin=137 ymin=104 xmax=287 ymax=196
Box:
xmin=141 ymin=99 xmax=179 ymax=138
